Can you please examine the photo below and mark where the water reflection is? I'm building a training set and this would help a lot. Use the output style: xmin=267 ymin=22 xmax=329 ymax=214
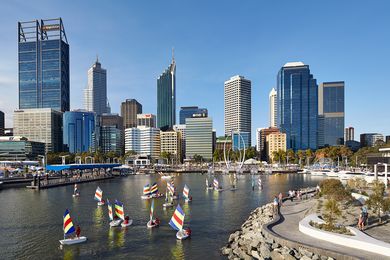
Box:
xmin=170 ymin=239 xmax=184 ymax=259
xmin=108 ymin=227 xmax=126 ymax=249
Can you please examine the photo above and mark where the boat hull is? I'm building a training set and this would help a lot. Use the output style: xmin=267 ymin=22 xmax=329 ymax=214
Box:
xmin=109 ymin=219 xmax=123 ymax=227
xmin=147 ymin=220 xmax=159 ymax=228
xmin=59 ymin=236 xmax=87 ymax=245
xmin=141 ymin=195 xmax=152 ymax=200
xmin=97 ymin=201 xmax=105 ymax=206
xmin=163 ymin=202 xmax=174 ymax=208
xmin=176 ymin=230 xmax=190 ymax=240
xmin=121 ymin=219 xmax=133 ymax=227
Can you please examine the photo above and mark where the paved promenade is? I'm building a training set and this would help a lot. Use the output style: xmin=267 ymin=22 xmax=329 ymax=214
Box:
xmin=270 ymin=198 xmax=389 ymax=260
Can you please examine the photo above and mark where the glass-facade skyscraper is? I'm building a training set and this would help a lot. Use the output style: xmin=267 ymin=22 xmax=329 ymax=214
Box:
xmin=179 ymin=106 xmax=208 ymax=124
xmin=277 ymin=62 xmax=318 ymax=151
xmin=18 ymin=18 xmax=69 ymax=112
xmin=63 ymin=110 xmax=96 ymax=153
xmin=318 ymin=82 xmax=345 ymax=147
xmin=157 ymin=56 xmax=176 ymax=131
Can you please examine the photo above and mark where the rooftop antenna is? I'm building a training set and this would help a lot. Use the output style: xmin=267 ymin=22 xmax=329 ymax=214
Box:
xmin=96 ymin=54 xmax=99 ymax=63
xmin=172 ymin=47 xmax=175 ymax=62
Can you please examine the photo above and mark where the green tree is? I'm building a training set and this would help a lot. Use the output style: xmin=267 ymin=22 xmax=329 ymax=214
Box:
xmin=323 ymin=198 xmax=342 ymax=229
xmin=305 ymin=149 xmax=314 ymax=165
xmin=286 ymin=149 xmax=295 ymax=164
xmin=296 ymin=150 xmax=305 ymax=166
xmin=367 ymin=180 xmax=390 ymax=223
xmin=193 ymin=154 xmax=204 ymax=163
xmin=213 ymin=149 xmax=222 ymax=162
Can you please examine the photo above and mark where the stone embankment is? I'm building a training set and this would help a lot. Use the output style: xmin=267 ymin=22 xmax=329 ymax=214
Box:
xmin=221 ymin=203 xmax=332 ymax=260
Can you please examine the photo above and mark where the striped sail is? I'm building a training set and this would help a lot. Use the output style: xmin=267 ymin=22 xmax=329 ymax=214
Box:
xmin=258 ymin=178 xmax=262 ymax=187
xmin=213 ymin=178 xmax=219 ymax=189
xmin=167 ymin=182 xmax=175 ymax=196
xmin=94 ymin=186 xmax=103 ymax=202
xmin=143 ymin=184 xmax=151 ymax=195
xmin=115 ymin=200 xmax=125 ymax=220
xmin=206 ymin=178 xmax=209 ymax=187
xmin=107 ymin=199 xmax=113 ymax=221
xmin=150 ymin=183 xmax=158 ymax=194
xmin=169 ymin=204 xmax=185 ymax=231
xmin=150 ymin=199 xmax=154 ymax=221
xmin=183 ymin=184 xmax=190 ymax=199
xmin=63 ymin=209 xmax=75 ymax=235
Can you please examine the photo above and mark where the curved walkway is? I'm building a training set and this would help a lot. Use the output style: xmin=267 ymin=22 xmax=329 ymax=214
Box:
xmin=269 ymin=198 xmax=389 ymax=260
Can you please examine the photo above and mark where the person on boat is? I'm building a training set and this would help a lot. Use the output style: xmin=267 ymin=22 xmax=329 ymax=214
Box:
xmin=155 ymin=217 xmax=160 ymax=225
xmin=189 ymin=195 xmax=193 ymax=201
xmin=123 ymin=216 xmax=129 ymax=225
xmin=75 ymin=225 xmax=81 ymax=238
xmin=184 ymin=227 xmax=191 ymax=236
xmin=101 ymin=198 xmax=105 ymax=204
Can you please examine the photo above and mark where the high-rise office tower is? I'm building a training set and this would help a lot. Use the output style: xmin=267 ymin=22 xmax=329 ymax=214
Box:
xmin=256 ymin=127 xmax=280 ymax=161
xmin=173 ymin=124 xmax=186 ymax=160
xmin=224 ymin=75 xmax=252 ymax=146
xmin=84 ymin=58 xmax=110 ymax=116
xmin=18 ymin=18 xmax=69 ymax=112
xmin=179 ymin=106 xmax=208 ymax=124
xmin=269 ymin=88 xmax=277 ymax=128
xmin=121 ymin=99 xmax=142 ymax=129
xmin=318 ymin=81 xmax=345 ymax=147
xmin=360 ymin=133 xmax=384 ymax=147
xmin=137 ymin=114 xmax=156 ymax=128
xmin=186 ymin=117 xmax=213 ymax=160
xmin=0 ymin=111 xmax=4 ymax=136
xmin=124 ymin=126 xmax=161 ymax=159
xmin=277 ymin=62 xmax=318 ymax=151
xmin=344 ymin=127 xmax=355 ymax=142
xmin=157 ymin=54 xmax=176 ymax=131
xmin=99 ymin=114 xmax=123 ymax=155
xmin=63 ymin=110 xmax=96 ymax=153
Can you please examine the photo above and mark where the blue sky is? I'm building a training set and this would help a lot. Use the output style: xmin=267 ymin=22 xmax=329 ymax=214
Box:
xmin=0 ymin=1 xmax=389 ymax=141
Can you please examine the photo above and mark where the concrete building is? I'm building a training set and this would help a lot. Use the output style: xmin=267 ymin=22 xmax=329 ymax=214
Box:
xmin=99 ymin=114 xmax=123 ymax=155
xmin=360 ymin=133 xmax=384 ymax=147
xmin=269 ymin=88 xmax=277 ymax=128
xmin=137 ymin=114 xmax=156 ymax=128
xmin=224 ymin=75 xmax=251 ymax=146
xmin=267 ymin=132 xmax=287 ymax=162
xmin=215 ymin=136 xmax=232 ymax=152
xmin=84 ymin=58 xmax=110 ymax=116
xmin=13 ymin=108 xmax=63 ymax=152
xmin=0 ymin=110 xmax=4 ymax=136
xmin=63 ymin=110 xmax=96 ymax=153
xmin=0 ymin=136 xmax=45 ymax=161
xmin=318 ymin=81 xmax=345 ymax=147
xmin=121 ymin=99 xmax=142 ymax=129
xmin=160 ymin=130 xmax=182 ymax=163
xmin=256 ymin=127 xmax=280 ymax=161
xmin=277 ymin=62 xmax=318 ymax=151
xmin=345 ymin=127 xmax=355 ymax=142
xmin=173 ymin=124 xmax=186 ymax=161
xmin=185 ymin=117 xmax=213 ymax=160
xmin=125 ymin=126 xmax=160 ymax=159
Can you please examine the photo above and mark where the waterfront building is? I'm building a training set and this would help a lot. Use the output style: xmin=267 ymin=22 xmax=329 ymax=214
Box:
xmin=215 ymin=136 xmax=232 ymax=152
xmin=386 ymin=135 xmax=390 ymax=144
xmin=173 ymin=124 xmax=186 ymax=160
xmin=121 ymin=99 xmax=142 ymax=129
xmin=125 ymin=126 xmax=160 ymax=159
xmin=0 ymin=111 xmax=4 ymax=136
xmin=99 ymin=114 xmax=123 ymax=155
xmin=84 ymin=58 xmax=110 ymax=116
xmin=256 ymin=127 xmax=280 ymax=161
xmin=179 ymin=106 xmax=208 ymax=124
xmin=269 ymin=88 xmax=277 ymax=128
xmin=344 ymin=127 xmax=355 ymax=142
xmin=137 ymin=114 xmax=156 ymax=128
xmin=160 ymin=130 xmax=182 ymax=163
xmin=360 ymin=133 xmax=384 ymax=147
xmin=277 ymin=62 xmax=318 ymax=151
xmin=18 ymin=18 xmax=69 ymax=112
xmin=13 ymin=108 xmax=63 ymax=152
xmin=232 ymin=131 xmax=250 ymax=151
xmin=157 ymin=54 xmax=176 ymax=131
xmin=185 ymin=117 xmax=213 ymax=160
xmin=0 ymin=136 xmax=45 ymax=161
xmin=267 ymin=132 xmax=287 ymax=162
xmin=63 ymin=110 xmax=96 ymax=153
xmin=318 ymin=81 xmax=345 ymax=147
xmin=224 ymin=75 xmax=252 ymax=146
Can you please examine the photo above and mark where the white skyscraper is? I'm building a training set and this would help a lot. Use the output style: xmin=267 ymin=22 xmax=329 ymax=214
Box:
xmin=224 ymin=75 xmax=251 ymax=145
xmin=84 ymin=58 xmax=110 ymax=116
xmin=269 ymin=88 xmax=277 ymax=127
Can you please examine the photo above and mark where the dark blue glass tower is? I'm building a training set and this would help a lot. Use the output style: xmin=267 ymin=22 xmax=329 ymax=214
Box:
xmin=179 ymin=106 xmax=208 ymax=124
xmin=18 ymin=18 xmax=69 ymax=112
xmin=157 ymin=57 xmax=176 ymax=131
xmin=277 ymin=62 xmax=318 ymax=151
xmin=63 ymin=111 xmax=96 ymax=153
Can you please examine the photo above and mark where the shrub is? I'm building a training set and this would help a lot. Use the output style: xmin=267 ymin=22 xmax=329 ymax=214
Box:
xmin=367 ymin=180 xmax=390 ymax=223
xmin=319 ymin=179 xmax=352 ymax=201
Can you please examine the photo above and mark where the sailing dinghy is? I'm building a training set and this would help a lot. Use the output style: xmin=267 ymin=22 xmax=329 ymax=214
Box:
xmin=94 ymin=186 xmax=105 ymax=206
xmin=59 ymin=209 xmax=87 ymax=245
xmin=213 ymin=178 xmax=223 ymax=192
xmin=141 ymin=184 xmax=152 ymax=200
xmin=146 ymin=199 xmax=160 ymax=228
xmin=108 ymin=199 xmax=122 ymax=227
xmin=115 ymin=200 xmax=133 ymax=227
xmin=169 ymin=204 xmax=191 ymax=240
xmin=72 ymin=184 xmax=80 ymax=197
xmin=183 ymin=184 xmax=192 ymax=202
xmin=163 ymin=182 xmax=174 ymax=208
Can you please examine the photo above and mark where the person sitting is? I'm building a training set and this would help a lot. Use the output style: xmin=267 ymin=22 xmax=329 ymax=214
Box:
xmin=155 ymin=217 xmax=160 ymax=225
xmin=75 ymin=225 xmax=81 ymax=238
xmin=185 ymin=227 xmax=191 ymax=236
xmin=123 ymin=216 xmax=129 ymax=225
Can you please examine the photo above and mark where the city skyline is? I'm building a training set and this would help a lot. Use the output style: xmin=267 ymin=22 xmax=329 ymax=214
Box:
xmin=1 ymin=1 xmax=390 ymax=141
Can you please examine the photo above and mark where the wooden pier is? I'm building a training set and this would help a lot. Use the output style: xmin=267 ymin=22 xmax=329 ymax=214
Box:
xmin=26 ymin=175 xmax=114 ymax=190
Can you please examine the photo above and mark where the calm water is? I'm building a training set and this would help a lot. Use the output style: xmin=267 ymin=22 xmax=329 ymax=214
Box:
xmin=0 ymin=173 xmax=322 ymax=259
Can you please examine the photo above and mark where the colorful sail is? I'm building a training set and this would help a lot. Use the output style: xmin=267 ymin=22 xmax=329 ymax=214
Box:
xmin=63 ymin=209 xmax=75 ymax=235
xmin=74 ymin=184 xmax=78 ymax=193
xmin=115 ymin=200 xmax=125 ymax=220
xmin=107 ymin=199 xmax=113 ymax=221
xmin=167 ymin=182 xmax=175 ymax=196
xmin=150 ymin=199 xmax=154 ymax=221
xmin=169 ymin=204 xmax=185 ymax=231
xmin=143 ymin=184 xmax=151 ymax=195
xmin=206 ymin=178 xmax=209 ymax=187
xmin=213 ymin=178 xmax=219 ymax=189
xmin=94 ymin=186 xmax=103 ymax=202
xmin=183 ymin=184 xmax=190 ymax=199
xmin=150 ymin=183 xmax=158 ymax=194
